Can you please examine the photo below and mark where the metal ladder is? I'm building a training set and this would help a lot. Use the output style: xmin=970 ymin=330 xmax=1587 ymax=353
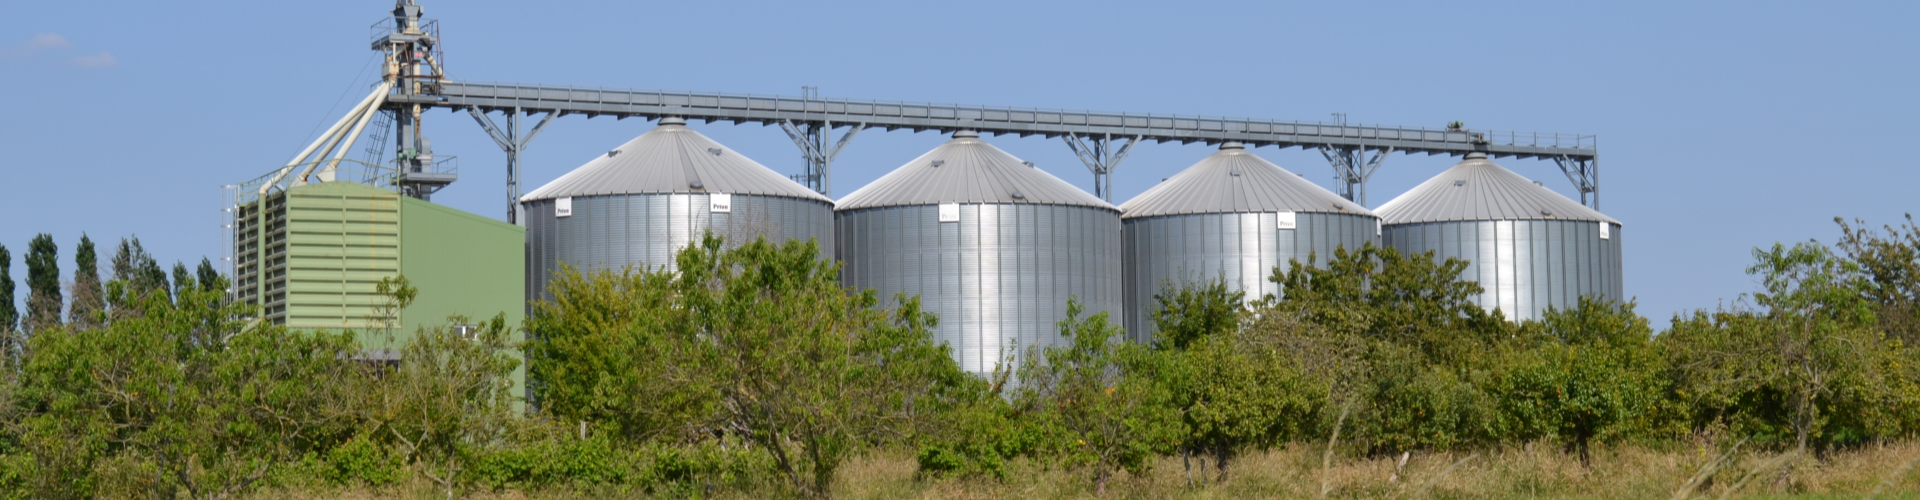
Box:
xmin=361 ymin=109 xmax=393 ymax=167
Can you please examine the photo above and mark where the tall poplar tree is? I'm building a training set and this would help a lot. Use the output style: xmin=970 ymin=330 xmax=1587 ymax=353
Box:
xmin=68 ymin=234 xmax=104 ymax=329
xmin=0 ymin=244 xmax=16 ymax=337
xmin=24 ymin=234 xmax=61 ymax=333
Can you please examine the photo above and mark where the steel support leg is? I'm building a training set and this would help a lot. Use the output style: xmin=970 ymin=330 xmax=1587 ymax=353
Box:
xmin=1320 ymin=145 xmax=1392 ymax=206
xmin=470 ymin=107 xmax=555 ymax=225
xmin=779 ymin=120 xmax=863 ymax=198
xmin=1064 ymin=132 xmax=1141 ymax=203
xmin=1551 ymin=155 xmax=1601 ymax=210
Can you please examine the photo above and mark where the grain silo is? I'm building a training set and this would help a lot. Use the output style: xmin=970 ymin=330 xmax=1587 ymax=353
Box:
xmin=1374 ymin=152 xmax=1622 ymax=321
xmin=835 ymin=130 xmax=1122 ymax=374
xmin=520 ymin=117 xmax=835 ymax=301
xmin=1118 ymin=142 xmax=1379 ymax=342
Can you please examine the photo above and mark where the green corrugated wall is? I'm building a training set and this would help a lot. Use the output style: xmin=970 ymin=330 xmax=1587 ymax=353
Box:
xmin=398 ymin=194 xmax=527 ymax=398
xmin=240 ymin=181 xmax=525 ymax=401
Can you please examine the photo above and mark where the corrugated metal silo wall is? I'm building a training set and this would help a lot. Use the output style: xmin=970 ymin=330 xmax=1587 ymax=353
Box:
xmin=1382 ymin=220 xmax=1623 ymax=322
xmin=1121 ymin=212 xmax=1378 ymax=343
xmin=522 ymin=193 xmax=834 ymax=303
xmin=836 ymin=203 xmax=1123 ymax=375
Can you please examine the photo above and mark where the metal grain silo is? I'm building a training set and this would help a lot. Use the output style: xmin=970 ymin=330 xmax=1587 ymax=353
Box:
xmin=835 ymin=130 xmax=1122 ymax=374
xmin=520 ymin=117 xmax=834 ymax=301
xmin=1374 ymin=152 xmax=1622 ymax=321
xmin=1119 ymin=142 xmax=1379 ymax=342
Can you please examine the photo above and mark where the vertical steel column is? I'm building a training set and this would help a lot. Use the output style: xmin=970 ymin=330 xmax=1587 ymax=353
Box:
xmin=1320 ymin=145 xmax=1392 ymax=206
xmin=780 ymin=119 xmax=863 ymax=198
xmin=470 ymin=107 xmax=555 ymax=225
xmin=1064 ymin=132 xmax=1140 ymax=203
xmin=1552 ymin=154 xmax=1601 ymax=210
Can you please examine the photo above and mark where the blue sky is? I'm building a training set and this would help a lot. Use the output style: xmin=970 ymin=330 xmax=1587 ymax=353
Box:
xmin=2 ymin=1 xmax=1914 ymax=328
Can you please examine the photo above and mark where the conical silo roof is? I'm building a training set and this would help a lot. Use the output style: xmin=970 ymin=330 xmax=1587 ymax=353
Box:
xmin=836 ymin=131 xmax=1114 ymax=211
xmin=521 ymin=117 xmax=829 ymax=203
xmin=1119 ymin=142 xmax=1373 ymax=219
xmin=1374 ymin=152 xmax=1617 ymax=224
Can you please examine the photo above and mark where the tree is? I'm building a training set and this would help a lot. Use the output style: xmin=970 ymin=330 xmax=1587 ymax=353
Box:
xmin=1175 ymin=315 xmax=1324 ymax=482
xmin=1016 ymin=298 xmax=1181 ymax=495
xmin=0 ymin=244 xmax=17 ymax=344
xmin=1265 ymin=243 xmax=1506 ymax=453
xmin=18 ymin=270 xmax=360 ymax=500
xmin=1835 ymin=214 xmax=1920 ymax=344
xmin=527 ymin=234 xmax=969 ymax=498
xmin=67 ymin=235 xmax=103 ymax=330
xmin=1490 ymin=298 xmax=1676 ymax=465
xmin=672 ymin=234 xmax=962 ymax=498
xmin=524 ymin=264 xmax=711 ymax=444
xmin=170 ymin=262 xmax=193 ymax=300
xmin=1661 ymin=242 xmax=1900 ymax=457
xmin=1148 ymin=277 xmax=1244 ymax=351
xmin=23 ymin=234 xmax=60 ymax=334
xmin=194 ymin=258 xmax=221 ymax=293
xmin=1147 ymin=278 xmax=1319 ymax=483
xmin=107 ymin=237 xmax=167 ymax=320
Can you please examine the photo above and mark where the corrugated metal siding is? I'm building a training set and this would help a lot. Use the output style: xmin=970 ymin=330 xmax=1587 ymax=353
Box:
xmin=524 ymin=193 xmax=834 ymax=303
xmin=278 ymin=183 xmax=402 ymax=331
xmin=837 ymin=203 xmax=1122 ymax=374
xmin=1121 ymin=212 xmax=1378 ymax=342
xmin=1383 ymin=219 xmax=1622 ymax=321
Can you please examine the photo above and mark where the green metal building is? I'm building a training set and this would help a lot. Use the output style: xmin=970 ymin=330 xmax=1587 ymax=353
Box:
xmin=232 ymin=176 xmax=525 ymax=391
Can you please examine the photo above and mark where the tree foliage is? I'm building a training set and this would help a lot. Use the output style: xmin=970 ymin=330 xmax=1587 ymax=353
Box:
xmin=22 ymin=235 xmax=59 ymax=335
xmin=527 ymin=234 xmax=971 ymax=498
xmin=1015 ymin=298 xmax=1181 ymax=495
xmin=0 ymin=244 xmax=16 ymax=340
xmin=1491 ymin=298 xmax=1678 ymax=463
xmin=0 ymin=213 xmax=1916 ymax=497
xmin=1661 ymin=242 xmax=1912 ymax=453
xmin=66 ymin=235 xmax=103 ymax=330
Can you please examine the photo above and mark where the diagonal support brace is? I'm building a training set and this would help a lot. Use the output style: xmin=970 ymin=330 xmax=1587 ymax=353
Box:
xmin=1320 ymin=145 xmax=1393 ymax=206
xmin=470 ymin=107 xmax=556 ymax=225
xmin=1064 ymin=132 xmax=1140 ymax=203
xmin=780 ymin=119 xmax=864 ymax=198
xmin=1551 ymin=154 xmax=1601 ymax=210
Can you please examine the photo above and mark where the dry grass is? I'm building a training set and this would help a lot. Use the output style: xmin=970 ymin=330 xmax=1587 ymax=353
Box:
xmin=254 ymin=441 xmax=1920 ymax=499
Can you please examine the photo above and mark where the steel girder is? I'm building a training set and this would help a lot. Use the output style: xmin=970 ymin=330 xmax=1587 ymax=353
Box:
xmin=1064 ymin=132 xmax=1140 ymax=203
xmin=469 ymin=107 xmax=555 ymax=225
xmin=1320 ymin=145 xmax=1393 ymax=207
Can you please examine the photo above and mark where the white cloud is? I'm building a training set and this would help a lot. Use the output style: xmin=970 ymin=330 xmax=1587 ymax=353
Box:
xmin=70 ymin=51 xmax=117 ymax=68
xmin=26 ymin=33 xmax=70 ymax=49
xmin=3 ymin=33 xmax=74 ymax=58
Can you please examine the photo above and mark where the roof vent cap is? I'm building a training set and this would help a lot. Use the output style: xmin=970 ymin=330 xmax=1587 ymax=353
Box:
xmin=1022 ymin=161 xmax=1035 ymax=168
xmin=659 ymin=116 xmax=687 ymax=126
xmin=1220 ymin=141 xmax=1245 ymax=150
xmin=930 ymin=160 xmax=945 ymax=168
xmin=952 ymin=130 xmax=979 ymax=139
xmin=1010 ymin=191 xmax=1026 ymax=200
xmin=1453 ymin=180 xmax=1467 ymax=187
xmin=1540 ymin=208 xmax=1554 ymax=217
xmin=607 ymin=150 xmax=621 ymax=158
xmin=1229 ymin=169 xmax=1243 ymax=177
xmin=708 ymin=147 xmax=724 ymax=156
xmin=689 ymin=180 xmax=704 ymax=190
xmin=1464 ymin=152 xmax=1489 ymax=160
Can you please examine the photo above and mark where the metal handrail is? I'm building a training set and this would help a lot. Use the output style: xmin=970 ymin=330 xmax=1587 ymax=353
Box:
xmin=442 ymin=80 xmax=1594 ymax=149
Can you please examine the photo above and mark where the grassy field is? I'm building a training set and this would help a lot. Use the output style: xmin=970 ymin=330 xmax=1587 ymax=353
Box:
xmin=268 ymin=441 xmax=1920 ymax=499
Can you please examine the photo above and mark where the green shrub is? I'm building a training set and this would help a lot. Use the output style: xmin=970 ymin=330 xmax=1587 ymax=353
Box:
xmin=325 ymin=435 xmax=408 ymax=487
